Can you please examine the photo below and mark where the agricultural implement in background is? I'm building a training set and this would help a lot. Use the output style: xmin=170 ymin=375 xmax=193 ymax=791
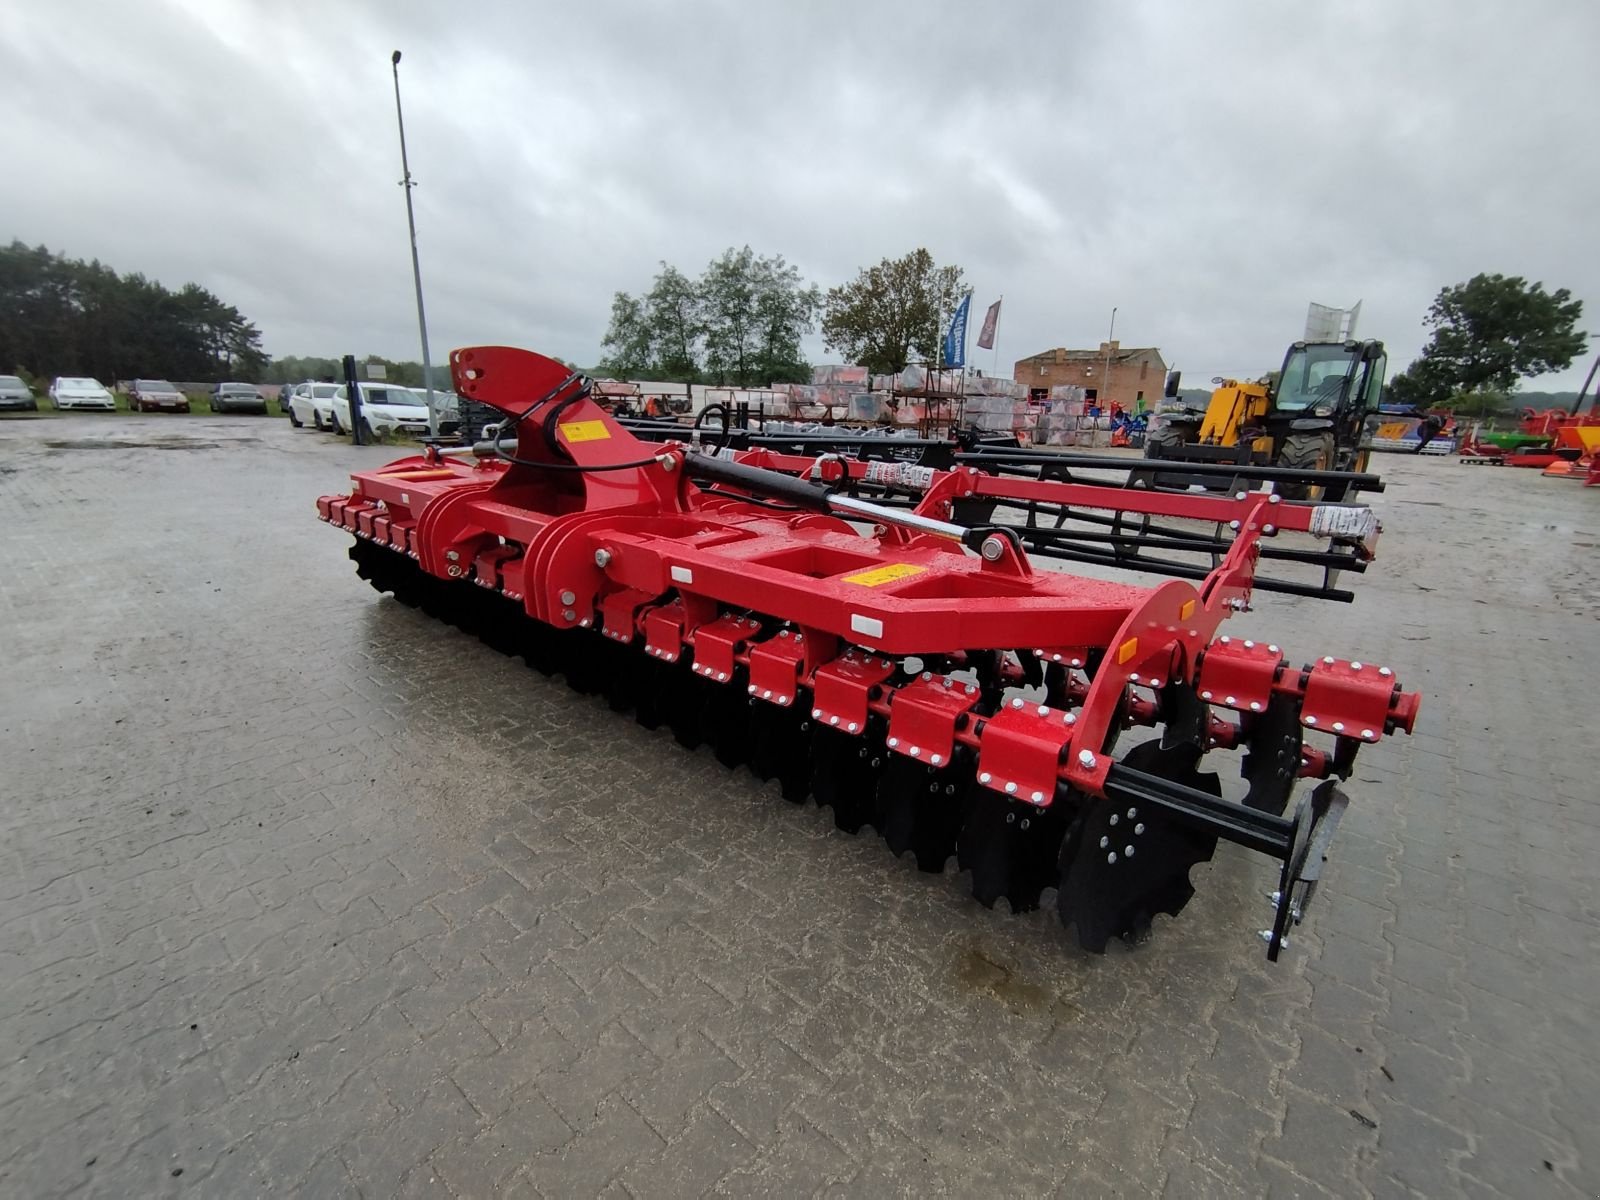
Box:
xmin=1459 ymin=409 xmax=1600 ymax=469
xmin=319 ymin=347 xmax=1420 ymax=960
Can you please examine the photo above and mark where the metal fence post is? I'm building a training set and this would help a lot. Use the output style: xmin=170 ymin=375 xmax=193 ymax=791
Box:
xmin=343 ymin=355 xmax=364 ymax=446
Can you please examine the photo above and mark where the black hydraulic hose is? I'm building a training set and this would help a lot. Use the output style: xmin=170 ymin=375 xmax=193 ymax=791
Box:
xmin=694 ymin=403 xmax=733 ymax=455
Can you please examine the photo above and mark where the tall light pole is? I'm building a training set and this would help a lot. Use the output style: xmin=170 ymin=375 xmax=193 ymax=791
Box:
xmin=390 ymin=50 xmax=438 ymax=437
xmin=1101 ymin=306 xmax=1117 ymax=407
xmin=1570 ymin=333 xmax=1600 ymax=416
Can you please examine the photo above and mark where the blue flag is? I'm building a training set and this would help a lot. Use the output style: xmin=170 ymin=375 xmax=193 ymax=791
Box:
xmin=942 ymin=292 xmax=972 ymax=368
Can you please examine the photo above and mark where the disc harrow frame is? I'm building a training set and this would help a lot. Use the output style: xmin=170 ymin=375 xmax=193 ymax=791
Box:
xmin=320 ymin=346 xmax=1419 ymax=960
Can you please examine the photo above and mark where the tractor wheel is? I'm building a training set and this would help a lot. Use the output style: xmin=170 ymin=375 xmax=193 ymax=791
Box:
xmin=1144 ymin=423 xmax=1190 ymax=461
xmin=1276 ymin=432 xmax=1335 ymax=501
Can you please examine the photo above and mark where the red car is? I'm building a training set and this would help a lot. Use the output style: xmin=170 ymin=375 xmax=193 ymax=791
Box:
xmin=128 ymin=380 xmax=191 ymax=413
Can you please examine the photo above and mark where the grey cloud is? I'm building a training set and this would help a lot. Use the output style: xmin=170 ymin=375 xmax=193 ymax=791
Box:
xmin=5 ymin=0 xmax=1595 ymax=387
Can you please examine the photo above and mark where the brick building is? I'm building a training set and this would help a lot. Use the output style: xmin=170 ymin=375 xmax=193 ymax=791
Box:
xmin=1013 ymin=341 xmax=1168 ymax=409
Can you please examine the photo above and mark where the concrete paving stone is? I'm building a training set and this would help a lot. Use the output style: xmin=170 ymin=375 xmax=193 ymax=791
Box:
xmin=4 ymin=421 xmax=1597 ymax=1196
xmin=619 ymin=1030 xmax=742 ymax=1134
xmin=619 ymin=1106 xmax=756 ymax=1196
xmin=433 ymin=1089 xmax=574 ymax=1195
xmin=1372 ymin=1094 xmax=1473 ymax=1197
xmin=523 ymin=1093 xmax=663 ymax=1197
xmin=536 ymin=1020 xmax=660 ymax=1132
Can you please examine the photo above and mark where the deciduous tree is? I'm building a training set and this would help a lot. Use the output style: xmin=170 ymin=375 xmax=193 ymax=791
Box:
xmin=820 ymin=249 xmax=967 ymax=374
xmin=1388 ymin=273 xmax=1585 ymax=407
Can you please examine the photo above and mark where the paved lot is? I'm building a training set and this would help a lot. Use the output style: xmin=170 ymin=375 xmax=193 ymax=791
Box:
xmin=2 ymin=413 xmax=1597 ymax=1197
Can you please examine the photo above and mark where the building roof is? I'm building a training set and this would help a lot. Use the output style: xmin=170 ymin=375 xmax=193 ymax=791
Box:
xmin=1018 ymin=342 xmax=1165 ymax=365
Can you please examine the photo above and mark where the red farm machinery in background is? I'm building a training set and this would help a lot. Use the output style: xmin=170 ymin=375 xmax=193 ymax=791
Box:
xmin=319 ymin=347 xmax=1420 ymax=959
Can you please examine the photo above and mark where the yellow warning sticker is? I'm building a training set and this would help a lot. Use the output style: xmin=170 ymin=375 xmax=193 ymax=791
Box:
xmin=841 ymin=563 xmax=925 ymax=588
xmin=1116 ymin=637 xmax=1139 ymax=664
xmin=1178 ymin=599 xmax=1196 ymax=621
xmin=559 ymin=419 xmax=611 ymax=443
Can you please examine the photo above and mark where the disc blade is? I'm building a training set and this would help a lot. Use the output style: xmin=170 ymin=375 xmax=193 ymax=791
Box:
xmin=555 ymin=630 xmax=610 ymax=696
xmin=516 ymin=619 xmax=562 ymax=675
xmin=704 ymin=676 xmax=753 ymax=768
xmin=1056 ymin=739 xmax=1220 ymax=952
xmin=878 ymin=754 xmax=971 ymax=874
xmin=810 ymin=726 xmax=886 ymax=833
xmin=748 ymin=703 xmax=813 ymax=803
xmin=660 ymin=666 xmax=711 ymax=749
xmin=599 ymin=641 xmax=646 ymax=713
xmin=1241 ymin=693 xmax=1303 ymax=815
xmin=474 ymin=593 xmax=522 ymax=655
xmin=957 ymin=789 xmax=1069 ymax=912
xmin=632 ymin=656 xmax=669 ymax=730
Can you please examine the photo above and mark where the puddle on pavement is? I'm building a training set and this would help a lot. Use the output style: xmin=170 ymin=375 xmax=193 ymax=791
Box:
xmin=955 ymin=944 xmax=1081 ymax=1023
xmin=44 ymin=439 xmax=228 ymax=451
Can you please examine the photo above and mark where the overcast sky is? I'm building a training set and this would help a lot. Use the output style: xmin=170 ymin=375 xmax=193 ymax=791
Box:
xmin=6 ymin=0 xmax=1597 ymax=388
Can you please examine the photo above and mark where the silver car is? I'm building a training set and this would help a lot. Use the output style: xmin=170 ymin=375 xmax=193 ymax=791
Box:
xmin=209 ymin=382 xmax=268 ymax=414
xmin=0 ymin=375 xmax=37 ymax=411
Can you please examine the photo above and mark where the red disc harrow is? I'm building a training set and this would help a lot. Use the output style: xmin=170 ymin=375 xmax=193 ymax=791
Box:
xmin=319 ymin=347 xmax=1420 ymax=959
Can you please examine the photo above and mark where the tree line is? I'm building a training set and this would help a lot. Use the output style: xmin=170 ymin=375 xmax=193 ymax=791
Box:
xmin=1 ymin=241 xmax=267 ymax=383
xmin=599 ymin=246 xmax=969 ymax=384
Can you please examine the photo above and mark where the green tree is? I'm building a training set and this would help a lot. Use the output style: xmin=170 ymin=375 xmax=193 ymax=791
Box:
xmin=0 ymin=240 xmax=266 ymax=383
xmin=1390 ymin=273 xmax=1586 ymax=408
xmin=820 ymin=248 xmax=967 ymax=373
xmin=597 ymin=293 xmax=653 ymax=378
xmin=701 ymin=246 xmax=819 ymax=386
xmin=598 ymin=250 xmax=817 ymax=385
xmin=644 ymin=263 xmax=706 ymax=383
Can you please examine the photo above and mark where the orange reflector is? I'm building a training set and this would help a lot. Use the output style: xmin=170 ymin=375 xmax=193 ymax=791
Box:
xmin=382 ymin=469 xmax=458 ymax=481
xmin=1179 ymin=599 xmax=1196 ymax=621
xmin=1117 ymin=638 xmax=1139 ymax=664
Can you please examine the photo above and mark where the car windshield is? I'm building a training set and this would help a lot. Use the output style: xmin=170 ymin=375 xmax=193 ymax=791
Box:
xmin=312 ymin=384 xmax=338 ymax=399
xmin=60 ymin=378 xmax=100 ymax=389
xmin=138 ymin=380 xmax=177 ymax=392
xmin=1275 ymin=345 xmax=1358 ymax=412
xmin=222 ymin=384 xmax=254 ymax=393
xmin=0 ymin=376 xmax=24 ymax=388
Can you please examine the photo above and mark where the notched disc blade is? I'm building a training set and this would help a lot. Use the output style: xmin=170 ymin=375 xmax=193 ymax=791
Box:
xmin=1056 ymin=740 xmax=1220 ymax=953
xmin=748 ymin=704 xmax=812 ymax=803
xmin=556 ymin=631 xmax=611 ymax=696
xmin=660 ymin=667 xmax=711 ymax=750
xmin=632 ymin=657 xmax=669 ymax=730
xmin=957 ymin=789 xmax=1070 ymax=912
xmin=878 ymin=755 xmax=971 ymax=874
xmin=704 ymin=678 xmax=753 ymax=768
xmin=516 ymin=619 xmax=562 ymax=675
xmin=1241 ymin=693 xmax=1304 ymax=815
xmin=811 ymin=726 xmax=886 ymax=833
xmin=599 ymin=640 xmax=647 ymax=713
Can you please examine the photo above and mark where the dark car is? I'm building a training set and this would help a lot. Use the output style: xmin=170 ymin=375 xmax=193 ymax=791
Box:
xmin=129 ymin=380 xmax=190 ymax=413
xmin=0 ymin=375 xmax=37 ymax=411
xmin=210 ymin=382 xmax=268 ymax=414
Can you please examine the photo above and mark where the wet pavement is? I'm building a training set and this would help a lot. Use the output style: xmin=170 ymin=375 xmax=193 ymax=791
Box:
xmin=2 ymin=412 xmax=1597 ymax=1197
